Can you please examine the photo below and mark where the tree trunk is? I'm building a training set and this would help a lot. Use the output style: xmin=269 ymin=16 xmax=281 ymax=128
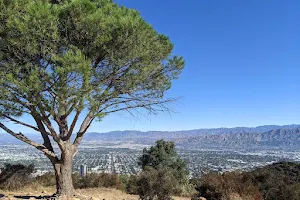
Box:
xmin=52 ymin=147 xmax=76 ymax=199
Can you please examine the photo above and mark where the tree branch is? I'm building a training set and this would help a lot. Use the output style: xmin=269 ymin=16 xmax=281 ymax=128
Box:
xmin=1 ymin=114 xmax=53 ymax=136
xmin=28 ymin=105 xmax=60 ymax=142
xmin=0 ymin=122 xmax=57 ymax=159
xmin=67 ymin=109 xmax=81 ymax=139
xmin=73 ymin=112 xmax=94 ymax=146
xmin=31 ymin=112 xmax=56 ymax=154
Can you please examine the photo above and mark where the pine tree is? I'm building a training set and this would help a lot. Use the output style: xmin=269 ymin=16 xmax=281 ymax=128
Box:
xmin=0 ymin=0 xmax=184 ymax=198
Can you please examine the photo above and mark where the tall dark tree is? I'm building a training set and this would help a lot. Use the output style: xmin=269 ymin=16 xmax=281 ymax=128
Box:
xmin=0 ymin=0 xmax=184 ymax=198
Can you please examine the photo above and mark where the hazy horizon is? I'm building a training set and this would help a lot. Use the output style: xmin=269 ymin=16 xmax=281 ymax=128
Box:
xmin=1 ymin=123 xmax=299 ymax=135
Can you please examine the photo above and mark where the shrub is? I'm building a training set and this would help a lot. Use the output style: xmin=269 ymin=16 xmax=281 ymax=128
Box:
xmin=181 ymin=182 xmax=197 ymax=197
xmin=138 ymin=140 xmax=189 ymax=185
xmin=35 ymin=172 xmax=56 ymax=187
xmin=137 ymin=140 xmax=190 ymax=198
xmin=73 ymin=172 xmax=120 ymax=189
xmin=248 ymin=162 xmax=300 ymax=200
xmin=36 ymin=172 xmax=123 ymax=190
xmin=118 ymin=174 xmax=138 ymax=194
xmin=192 ymin=172 xmax=263 ymax=200
xmin=136 ymin=168 xmax=181 ymax=200
xmin=0 ymin=163 xmax=34 ymax=190
xmin=192 ymin=162 xmax=300 ymax=200
xmin=116 ymin=174 xmax=129 ymax=192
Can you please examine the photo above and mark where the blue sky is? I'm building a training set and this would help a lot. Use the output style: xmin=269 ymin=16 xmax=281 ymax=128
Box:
xmin=1 ymin=0 xmax=300 ymax=134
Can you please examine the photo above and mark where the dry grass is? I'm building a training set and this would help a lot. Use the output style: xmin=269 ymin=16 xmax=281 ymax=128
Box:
xmin=0 ymin=185 xmax=54 ymax=196
xmin=0 ymin=186 xmax=190 ymax=200
xmin=77 ymin=188 xmax=190 ymax=200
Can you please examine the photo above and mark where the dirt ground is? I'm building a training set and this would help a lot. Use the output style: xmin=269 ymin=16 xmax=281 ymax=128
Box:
xmin=0 ymin=186 xmax=191 ymax=200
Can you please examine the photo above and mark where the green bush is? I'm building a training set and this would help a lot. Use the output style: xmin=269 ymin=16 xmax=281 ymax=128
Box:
xmin=117 ymin=174 xmax=139 ymax=194
xmin=136 ymin=168 xmax=181 ymax=200
xmin=116 ymin=174 xmax=129 ymax=192
xmin=138 ymin=140 xmax=189 ymax=185
xmin=137 ymin=140 xmax=190 ymax=199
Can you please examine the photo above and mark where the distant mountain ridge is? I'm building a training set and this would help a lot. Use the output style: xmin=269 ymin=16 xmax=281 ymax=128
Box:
xmin=177 ymin=128 xmax=300 ymax=150
xmin=1 ymin=124 xmax=300 ymax=149
xmin=86 ymin=124 xmax=300 ymax=139
xmin=82 ymin=124 xmax=300 ymax=150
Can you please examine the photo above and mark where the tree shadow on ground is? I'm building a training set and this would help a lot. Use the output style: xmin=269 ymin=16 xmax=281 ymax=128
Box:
xmin=13 ymin=195 xmax=55 ymax=199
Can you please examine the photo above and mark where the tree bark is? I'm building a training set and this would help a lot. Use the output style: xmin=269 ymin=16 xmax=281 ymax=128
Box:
xmin=52 ymin=146 xmax=76 ymax=199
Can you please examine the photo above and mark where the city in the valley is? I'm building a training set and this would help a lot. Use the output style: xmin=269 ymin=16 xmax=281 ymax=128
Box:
xmin=1 ymin=142 xmax=299 ymax=177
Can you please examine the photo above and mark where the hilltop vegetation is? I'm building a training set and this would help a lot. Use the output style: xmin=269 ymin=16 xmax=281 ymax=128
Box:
xmin=1 ymin=161 xmax=300 ymax=200
xmin=0 ymin=140 xmax=194 ymax=200
xmin=1 ymin=140 xmax=300 ymax=200
xmin=192 ymin=162 xmax=300 ymax=200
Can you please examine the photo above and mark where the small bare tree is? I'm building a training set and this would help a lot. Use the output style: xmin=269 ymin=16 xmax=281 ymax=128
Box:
xmin=0 ymin=0 xmax=184 ymax=198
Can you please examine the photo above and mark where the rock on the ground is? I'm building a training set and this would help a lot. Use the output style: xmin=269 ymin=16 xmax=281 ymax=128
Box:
xmin=192 ymin=197 xmax=207 ymax=200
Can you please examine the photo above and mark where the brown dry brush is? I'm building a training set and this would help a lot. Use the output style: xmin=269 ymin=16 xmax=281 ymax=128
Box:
xmin=0 ymin=164 xmax=34 ymax=190
xmin=192 ymin=172 xmax=263 ymax=200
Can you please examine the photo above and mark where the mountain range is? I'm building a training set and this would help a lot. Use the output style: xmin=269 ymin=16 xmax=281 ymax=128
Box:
xmin=176 ymin=128 xmax=300 ymax=150
xmin=84 ymin=124 xmax=300 ymax=150
xmin=1 ymin=124 xmax=300 ymax=150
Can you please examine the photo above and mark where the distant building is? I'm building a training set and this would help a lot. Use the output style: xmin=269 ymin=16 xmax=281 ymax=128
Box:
xmin=80 ymin=165 xmax=87 ymax=176
xmin=218 ymin=167 xmax=223 ymax=175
